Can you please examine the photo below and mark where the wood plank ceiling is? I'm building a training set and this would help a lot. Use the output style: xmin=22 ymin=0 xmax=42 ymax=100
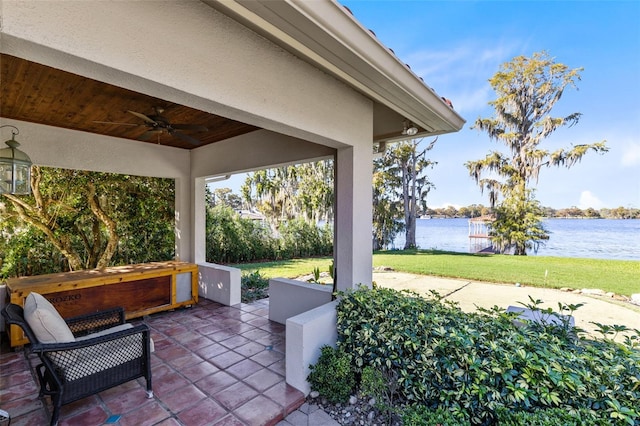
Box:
xmin=1 ymin=54 xmax=260 ymax=150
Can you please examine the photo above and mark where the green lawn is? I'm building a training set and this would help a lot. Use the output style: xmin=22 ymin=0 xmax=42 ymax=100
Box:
xmin=232 ymin=250 xmax=640 ymax=296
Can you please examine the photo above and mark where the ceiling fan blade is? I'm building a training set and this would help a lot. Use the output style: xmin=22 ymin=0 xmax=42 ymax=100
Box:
xmin=172 ymin=130 xmax=201 ymax=146
xmin=93 ymin=120 xmax=140 ymax=127
xmin=172 ymin=124 xmax=209 ymax=132
xmin=139 ymin=130 xmax=163 ymax=141
xmin=127 ymin=110 xmax=158 ymax=125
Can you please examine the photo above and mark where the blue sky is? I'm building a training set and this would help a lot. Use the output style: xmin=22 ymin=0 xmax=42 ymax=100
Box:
xmin=214 ymin=1 xmax=639 ymax=210
xmin=342 ymin=0 xmax=640 ymax=209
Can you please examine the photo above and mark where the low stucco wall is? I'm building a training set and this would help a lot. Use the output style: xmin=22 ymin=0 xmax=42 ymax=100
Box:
xmin=197 ymin=262 xmax=241 ymax=306
xmin=286 ymin=300 xmax=338 ymax=395
xmin=268 ymin=278 xmax=333 ymax=324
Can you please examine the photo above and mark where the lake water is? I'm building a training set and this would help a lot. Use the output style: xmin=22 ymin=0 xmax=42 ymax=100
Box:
xmin=391 ymin=218 xmax=640 ymax=261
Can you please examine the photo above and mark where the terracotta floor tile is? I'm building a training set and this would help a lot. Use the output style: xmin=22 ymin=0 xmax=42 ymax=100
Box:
xmin=0 ymin=358 xmax=31 ymax=377
xmin=163 ymin=324 xmax=190 ymax=337
xmin=177 ymin=398 xmax=228 ymax=426
xmin=251 ymin=308 xmax=270 ymax=317
xmin=179 ymin=334 xmax=214 ymax=350
xmin=255 ymin=335 xmax=284 ymax=348
xmin=234 ymin=341 xmax=268 ymax=358
xmin=159 ymin=383 xmax=207 ymax=413
xmin=260 ymin=322 xmax=285 ymax=333
xmin=155 ymin=344 xmax=193 ymax=362
xmin=59 ymin=405 xmax=108 ymax=426
xmin=267 ymin=359 xmax=286 ymax=376
xmin=213 ymin=381 xmax=259 ymax=411
xmin=244 ymin=368 xmax=284 ymax=392
xmin=154 ymin=418 xmax=183 ymax=426
xmin=59 ymin=395 xmax=102 ymax=418
xmin=119 ymin=400 xmax=172 ymax=426
xmin=152 ymin=362 xmax=174 ymax=378
xmin=194 ymin=322 xmax=228 ymax=336
xmin=234 ymin=395 xmax=284 ymax=426
xmin=263 ymin=382 xmax=305 ymax=415
xmin=0 ymin=393 xmax=44 ymax=418
xmin=0 ymin=369 xmax=32 ymax=388
xmin=247 ymin=317 xmax=271 ymax=328
xmin=0 ymin=378 xmax=38 ymax=403
xmin=206 ymin=328 xmax=241 ymax=341
xmin=196 ymin=371 xmax=238 ymax=395
xmin=7 ymin=406 xmax=49 ymax=426
xmin=195 ymin=342 xmax=229 ymax=360
xmin=171 ymin=330 xmax=204 ymax=344
xmin=99 ymin=379 xmax=144 ymax=401
xmin=216 ymin=317 xmax=243 ymax=327
xmin=250 ymin=349 xmax=284 ymax=367
xmin=220 ymin=334 xmax=251 ymax=349
xmin=225 ymin=323 xmax=257 ymax=334
xmin=104 ymin=386 xmax=153 ymax=414
xmin=225 ymin=358 xmax=264 ymax=380
xmin=213 ymin=414 xmax=247 ymax=425
xmin=167 ymin=352 xmax=204 ymax=370
xmin=210 ymin=350 xmax=245 ymax=369
xmin=180 ymin=361 xmax=219 ymax=381
xmin=241 ymin=328 xmax=272 ymax=341
xmin=152 ymin=338 xmax=175 ymax=352
xmin=153 ymin=372 xmax=192 ymax=398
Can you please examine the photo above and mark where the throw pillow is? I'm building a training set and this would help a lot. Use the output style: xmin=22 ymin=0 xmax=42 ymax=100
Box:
xmin=24 ymin=292 xmax=75 ymax=344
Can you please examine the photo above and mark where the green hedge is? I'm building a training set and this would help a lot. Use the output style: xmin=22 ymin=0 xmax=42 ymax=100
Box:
xmin=336 ymin=287 xmax=639 ymax=425
xmin=206 ymin=206 xmax=333 ymax=264
xmin=403 ymin=406 xmax=610 ymax=425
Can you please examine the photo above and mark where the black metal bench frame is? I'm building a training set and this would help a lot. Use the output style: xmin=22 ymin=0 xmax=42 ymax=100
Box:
xmin=2 ymin=304 xmax=152 ymax=426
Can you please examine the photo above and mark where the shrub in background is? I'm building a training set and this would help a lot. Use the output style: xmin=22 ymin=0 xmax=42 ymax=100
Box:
xmin=360 ymin=365 xmax=401 ymax=423
xmin=307 ymin=345 xmax=356 ymax=404
xmin=206 ymin=206 xmax=333 ymax=264
xmin=206 ymin=205 xmax=276 ymax=263
xmin=240 ymin=270 xmax=270 ymax=303
xmin=278 ymin=218 xmax=333 ymax=259
xmin=336 ymin=287 xmax=639 ymax=425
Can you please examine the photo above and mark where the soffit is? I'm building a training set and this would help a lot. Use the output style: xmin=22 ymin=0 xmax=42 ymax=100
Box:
xmin=203 ymin=0 xmax=466 ymax=141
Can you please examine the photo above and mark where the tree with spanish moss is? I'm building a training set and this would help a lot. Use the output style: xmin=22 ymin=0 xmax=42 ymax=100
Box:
xmin=466 ymin=51 xmax=608 ymax=255
xmin=373 ymin=139 xmax=437 ymax=250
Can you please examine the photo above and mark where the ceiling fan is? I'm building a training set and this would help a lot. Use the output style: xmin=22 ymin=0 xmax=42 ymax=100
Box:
xmin=94 ymin=106 xmax=208 ymax=145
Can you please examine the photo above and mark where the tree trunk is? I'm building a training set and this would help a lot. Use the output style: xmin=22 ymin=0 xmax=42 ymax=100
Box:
xmin=3 ymin=168 xmax=85 ymax=270
xmin=87 ymin=182 xmax=119 ymax=268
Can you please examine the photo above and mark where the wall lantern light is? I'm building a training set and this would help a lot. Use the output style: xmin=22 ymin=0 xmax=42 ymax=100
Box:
xmin=0 ymin=125 xmax=32 ymax=195
xmin=402 ymin=120 xmax=418 ymax=137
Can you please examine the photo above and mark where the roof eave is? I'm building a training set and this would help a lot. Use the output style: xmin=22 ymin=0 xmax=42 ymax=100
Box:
xmin=203 ymin=0 xmax=466 ymax=138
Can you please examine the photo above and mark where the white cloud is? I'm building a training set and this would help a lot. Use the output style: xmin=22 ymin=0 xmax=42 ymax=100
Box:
xmin=578 ymin=190 xmax=605 ymax=209
xmin=621 ymin=141 xmax=640 ymax=167
xmin=404 ymin=40 xmax=522 ymax=114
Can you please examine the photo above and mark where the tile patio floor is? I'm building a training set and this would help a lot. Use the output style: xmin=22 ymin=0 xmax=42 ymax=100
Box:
xmin=0 ymin=298 xmax=307 ymax=426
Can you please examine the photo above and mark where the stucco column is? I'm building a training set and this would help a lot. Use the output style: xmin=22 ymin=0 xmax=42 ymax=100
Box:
xmin=192 ymin=177 xmax=207 ymax=263
xmin=334 ymin=144 xmax=373 ymax=291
